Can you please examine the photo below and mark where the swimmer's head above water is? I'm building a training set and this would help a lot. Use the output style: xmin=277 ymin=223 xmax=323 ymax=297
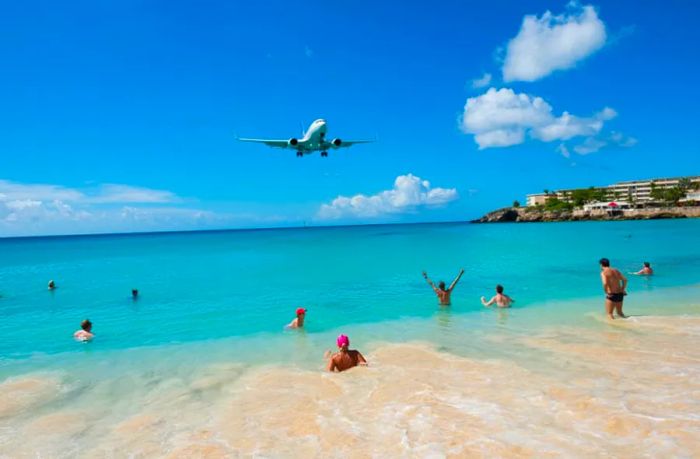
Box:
xmin=132 ymin=288 xmax=139 ymax=298
xmin=438 ymin=281 xmax=446 ymax=291
xmin=336 ymin=334 xmax=350 ymax=350
xmin=48 ymin=280 xmax=56 ymax=290
xmin=599 ymin=258 xmax=610 ymax=268
xmin=74 ymin=319 xmax=94 ymax=341
xmin=496 ymin=284 xmax=504 ymax=294
xmin=296 ymin=307 xmax=306 ymax=317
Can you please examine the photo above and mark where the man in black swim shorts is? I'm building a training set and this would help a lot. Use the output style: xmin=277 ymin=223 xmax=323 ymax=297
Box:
xmin=600 ymin=258 xmax=628 ymax=320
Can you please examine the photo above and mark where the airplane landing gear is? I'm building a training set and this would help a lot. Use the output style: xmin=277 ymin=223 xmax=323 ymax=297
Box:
xmin=296 ymin=151 xmax=303 ymax=157
xmin=321 ymin=151 xmax=328 ymax=157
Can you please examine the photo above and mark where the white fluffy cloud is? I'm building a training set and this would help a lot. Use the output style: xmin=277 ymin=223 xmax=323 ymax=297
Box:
xmin=0 ymin=180 xmax=178 ymax=205
xmin=461 ymin=87 xmax=621 ymax=151
xmin=533 ymin=107 xmax=616 ymax=142
xmin=471 ymin=72 xmax=492 ymax=89
xmin=569 ymin=131 xmax=637 ymax=155
xmin=503 ymin=4 xmax=606 ymax=82
xmin=0 ymin=180 xmax=217 ymax=237
xmin=318 ymin=174 xmax=458 ymax=220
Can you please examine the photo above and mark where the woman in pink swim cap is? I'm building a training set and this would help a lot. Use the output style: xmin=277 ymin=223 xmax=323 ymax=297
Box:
xmin=327 ymin=334 xmax=367 ymax=372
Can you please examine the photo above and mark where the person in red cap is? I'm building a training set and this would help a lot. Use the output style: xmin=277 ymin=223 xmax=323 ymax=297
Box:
xmin=286 ymin=307 xmax=307 ymax=329
xmin=327 ymin=334 xmax=367 ymax=372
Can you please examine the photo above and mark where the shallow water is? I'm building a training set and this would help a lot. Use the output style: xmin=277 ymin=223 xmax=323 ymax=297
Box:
xmin=1 ymin=297 xmax=699 ymax=457
xmin=1 ymin=220 xmax=700 ymax=456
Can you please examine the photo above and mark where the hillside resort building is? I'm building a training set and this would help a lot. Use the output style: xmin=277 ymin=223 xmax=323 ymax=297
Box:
xmin=526 ymin=176 xmax=700 ymax=208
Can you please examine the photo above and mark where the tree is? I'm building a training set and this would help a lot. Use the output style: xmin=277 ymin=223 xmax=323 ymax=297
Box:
xmin=650 ymin=183 xmax=686 ymax=206
xmin=678 ymin=177 xmax=692 ymax=191
xmin=571 ymin=188 xmax=595 ymax=207
xmin=668 ymin=187 xmax=686 ymax=205
xmin=592 ymin=188 xmax=609 ymax=202
xmin=543 ymin=189 xmax=550 ymax=196
xmin=512 ymin=200 xmax=521 ymax=208
xmin=543 ymin=197 xmax=574 ymax=212
xmin=650 ymin=182 xmax=665 ymax=202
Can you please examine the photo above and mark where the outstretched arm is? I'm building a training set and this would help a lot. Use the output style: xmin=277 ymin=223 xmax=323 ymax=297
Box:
xmin=481 ymin=296 xmax=495 ymax=307
xmin=422 ymin=271 xmax=437 ymax=291
xmin=448 ymin=269 xmax=465 ymax=291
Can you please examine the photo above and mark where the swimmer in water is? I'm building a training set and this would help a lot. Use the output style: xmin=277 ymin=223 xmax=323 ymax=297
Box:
xmin=73 ymin=319 xmax=94 ymax=341
xmin=481 ymin=284 xmax=514 ymax=308
xmin=48 ymin=280 xmax=56 ymax=290
xmin=132 ymin=288 xmax=139 ymax=299
xmin=286 ymin=307 xmax=307 ymax=329
xmin=423 ymin=269 xmax=464 ymax=305
xmin=600 ymin=258 xmax=628 ymax=320
xmin=632 ymin=262 xmax=653 ymax=276
xmin=327 ymin=334 xmax=367 ymax=372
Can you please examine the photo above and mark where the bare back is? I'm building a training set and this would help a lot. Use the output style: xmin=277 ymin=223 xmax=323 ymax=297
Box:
xmin=495 ymin=293 xmax=513 ymax=307
xmin=329 ymin=349 xmax=366 ymax=372
xmin=602 ymin=268 xmax=625 ymax=294
xmin=435 ymin=288 xmax=452 ymax=306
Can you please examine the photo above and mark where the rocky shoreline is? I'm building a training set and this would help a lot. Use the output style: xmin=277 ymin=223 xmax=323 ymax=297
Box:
xmin=472 ymin=207 xmax=700 ymax=223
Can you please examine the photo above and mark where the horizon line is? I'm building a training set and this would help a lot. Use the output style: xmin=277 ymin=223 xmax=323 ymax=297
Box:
xmin=0 ymin=219 xmax=472 ymax=242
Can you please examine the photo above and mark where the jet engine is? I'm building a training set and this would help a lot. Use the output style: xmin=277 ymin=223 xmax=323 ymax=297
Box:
xmin=288 ymin=138 xmax=299 ymax=146
xmin=331 ymin=138 xmax=342 ymax=147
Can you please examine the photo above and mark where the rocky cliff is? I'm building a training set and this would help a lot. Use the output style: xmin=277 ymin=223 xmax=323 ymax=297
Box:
xmin=472 ymin=207 xmax=700 ymax=223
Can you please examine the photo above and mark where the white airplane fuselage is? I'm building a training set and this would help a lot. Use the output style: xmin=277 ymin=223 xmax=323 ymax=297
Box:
xmin=297 ymin=119 xmax=328 ymax=155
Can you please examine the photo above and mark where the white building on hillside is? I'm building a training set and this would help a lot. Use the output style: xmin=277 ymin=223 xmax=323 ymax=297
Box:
xmin=526 ymin=193 xmax=548 ymax=206
xmin=605 ymin=176 xmax=700 ymax=203
xmin=525 ymin=176 xmax=700 ymax=207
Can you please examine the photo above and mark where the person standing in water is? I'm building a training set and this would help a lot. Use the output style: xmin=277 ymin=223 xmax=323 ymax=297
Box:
xmin=286 ymin=307 xmax=307 ymax=329
xmin=600 ymin=258 xmax=628 ymax=320
xmin=327 ymin=334 xmax=367 ymax=372
xmin=481 ymin=284 xmax=514 ymax=308
xmin=48 ymin=280 xmax=56 ymax=290
xmin=632 ymin=262 xmax=653 ymax=276
xmin=74 ymin=319 xmax=94 ymax=341
xmin=422 ymin=269 xmax=464 ymax=305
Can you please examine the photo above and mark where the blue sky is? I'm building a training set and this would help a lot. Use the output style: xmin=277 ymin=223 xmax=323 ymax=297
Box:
xmin=1 ymin=0 xmax=699 ymax=236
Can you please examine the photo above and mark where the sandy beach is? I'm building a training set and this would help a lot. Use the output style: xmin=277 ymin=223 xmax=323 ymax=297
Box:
xmin=2 ymin=311 xmax=699 ymax=457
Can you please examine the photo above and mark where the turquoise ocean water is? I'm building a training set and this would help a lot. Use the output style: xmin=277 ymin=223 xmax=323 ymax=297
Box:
xmin=1 ymin=219 xmax=699 ymax=374
xmin=2 ymin=219 xmax=700 ymax=456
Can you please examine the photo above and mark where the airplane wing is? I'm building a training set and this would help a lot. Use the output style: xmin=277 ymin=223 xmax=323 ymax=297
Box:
xmin=237 ymin=138 xmax=290 ymax=149
xmin=328 ymin=140 xmax=374 ymax=149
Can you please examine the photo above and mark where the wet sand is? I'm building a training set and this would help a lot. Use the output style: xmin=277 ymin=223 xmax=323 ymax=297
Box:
xmin=1 ymin=314 xmax=699 ymax=457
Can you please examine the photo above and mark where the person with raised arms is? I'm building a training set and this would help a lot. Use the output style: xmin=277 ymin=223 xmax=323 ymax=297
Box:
xmin=422 ymin=269 xmax=464 ymax=305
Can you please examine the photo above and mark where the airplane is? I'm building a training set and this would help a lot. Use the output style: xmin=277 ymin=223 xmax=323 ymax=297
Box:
xmin=237 ymin=119 xmax=373 ymax=157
